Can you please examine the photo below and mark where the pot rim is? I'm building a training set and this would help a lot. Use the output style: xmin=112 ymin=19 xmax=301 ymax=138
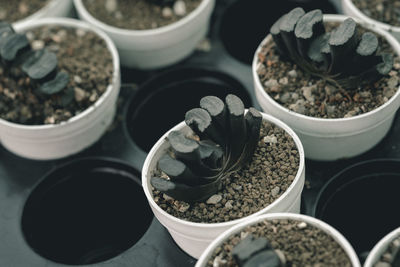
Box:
xmin=12 ymin=0 xmax=68 ymax=27
xmin=252 ymin=14 xmax=400 ymax=123
xmin=73 ymin=0 xmax=213 ymax=37
xmin=364 ymin=226 xmax=400 ymax=266
xmin=0 ymin=17 xmax=120 ymax=130
xmin=313 ymin=158 xmax=400 ymax=217
xmin=342 ymin=0 xmax=400 ymax=32
xmin=195 ymin=213 xmax=361 ymax=267
xmin=142 ymin=111 xmax=305 ymax=228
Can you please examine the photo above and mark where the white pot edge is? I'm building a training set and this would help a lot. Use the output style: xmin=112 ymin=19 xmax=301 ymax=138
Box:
xmin=364 ymin=227 xmax=400 ymax=267
xmin=341 ymin=0 xmax=400 ymax=33
xmin=12 ymin=0 xmax=73 ymax=28
xmin=73 ymin=0 xmax=215 ymax=37
xmin=195 ymin=213 xmax=361 ymax=267
xmin=0 ymin=17 xmax=120 ymax=159
xmin=252 ymin=14 xmax=400 ymax=136
xmin=141 ymin=111 xmax=305 ymax=230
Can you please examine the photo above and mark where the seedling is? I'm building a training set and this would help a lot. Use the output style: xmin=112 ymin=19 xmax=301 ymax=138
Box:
xmin=270 ymin=8 xmax=393 ymax=89
xmin=0 ymin=22 xmax=69 ymax=96
xmin=232 ymin=234 xmax=285 ymax=267
xmin=151 ymin=95 xmax=262 ymax=203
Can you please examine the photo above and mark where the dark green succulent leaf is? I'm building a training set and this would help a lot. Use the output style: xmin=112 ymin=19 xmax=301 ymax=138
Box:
xmin=0 ymin=33 xmax=30 ymax=62
xmin=225 ymin=94 xmax=247 ymax=169
xmin=37 ymin=71 xmax=69 ymax=95
xmin=279 ymin=7 xmax=305 ymax=58
xmin=233 ymin=234 xmax=272 ymax=266
xmin=242 ymin=251 xmax=284 ymax=267
xmin=167 ymin=130 xmax=218 ymax=177
xmin=26 ymin=49 xmax=57 ymax=81
xmin=357 ymin=32 xmax=378 ymax=56
xmin=150 ymin=177 xmax=176 ymax=192
xmin=270 ymin=14 xmax=289 ymax=57
xmin=200 ymin=95 xmax=227 ymax=143
xmin=294 ymin=9 xmax=324 ymax=58
xmin=60 ymin=86 xmax=75 ymax=107
xmin=158 ymin=154 xmax=201 ymax=186
xmin=150 ymin=175 xmax=221 ymax=203
xmin=185 ymin=107 xmax=224 ymax=146
xmin=328 ymin=18 xmax=358 ymax=74
xmin=346 ymin=32 xmax=379 ymax=75
xmin=198 ymin=140 xmax=223 ymax=170
xmin=377 ymin=53 xmax=393 ymax=75
xmin=240 ymin=107 xmax=262 ymax=165
xmin=22 ymin=49 xmax=45 ymax=73
xmin=271 ymin=8 xmax=391 ymax=90
xmin=0 ymin=22 xmax=14 ymax=47
xmin=307 ymin=33 xmax=331 ymax=70
xmin=155 ymin=95 xmax=262 ymax=203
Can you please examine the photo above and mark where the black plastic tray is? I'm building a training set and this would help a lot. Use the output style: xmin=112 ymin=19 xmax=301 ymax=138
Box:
xmin=1 ymin=0 xmax=400 ymax=266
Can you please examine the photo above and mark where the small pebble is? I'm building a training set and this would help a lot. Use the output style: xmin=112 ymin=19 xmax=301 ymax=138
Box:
xmin=74 ymin=87 xmax=86 ymax=102
xmin=280 ymin=92 xmax=291 ymax=103
xmin=271 ymin=186 xmax=280 ymax=197
xmin=173 ymin=0 xmax=187 ymax=16
xmin=0 ymin=9 xmax=6 ymax=20
xmin=288 ymin=69 xmax=297 ymax=78
xmin=264 ymin=135 xmax=278 ymax=144
xmin=115 ymin=11 xmax=123 ymax=20
xmin=279 ymin=77 xmax=288 ymax=85
xmin=387 ymin=76 xmax=399 ymax=89
xmin=74 ymin=75 xmax=82 ymax=84
xmin=162 ymin=7 xmax=173 ymax=18
xmin=207 ymin=194 xmax=222 ymax=205
xmin=163 ymin=194 xmax=173 ymax=201
xmin=289 ymin=99 xmax=306 ymax=114
xmin=225 ymin=200 xmax=233 ymax=209
xmin=105 ymin=0 xmax=118 ymax=12
xmin=196 ymin=38 xmax=211 ymax=52
xmin=31 ymin=40 xmax=45 ymax=50
xmin=301 ymin=85 xmax=316 ymax=103
xmin=178 ymin=202 xmax=190 ymax=213
xmin=297 ymin=222 xmax=307 ymax=229
xmin=264 ymin=79 xmax=279 ymax=88
xmin=76 ymin=29 xmax=86 ymax=37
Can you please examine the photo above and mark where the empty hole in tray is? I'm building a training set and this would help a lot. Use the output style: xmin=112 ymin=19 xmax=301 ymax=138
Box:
xmin=21 ymin=159 xmax=152 ymax=265
xmin=125 ymin=68 xmax=252 ymax=152
xmin=220 ymin=0 xmax=337 ymax=65
xmin=315 ymin=165 xmax=400 ymax=257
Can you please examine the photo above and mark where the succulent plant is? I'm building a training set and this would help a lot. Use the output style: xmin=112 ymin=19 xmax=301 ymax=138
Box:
xmin=0 ymin=22 xmax=69 ymax=96
xmin=150 ymin=94 xmax=262 ymax=203
xmin=232 ymin=234 xmax=285 ymax=267
xmin=270 ymin=8 xmax=393 ymax=89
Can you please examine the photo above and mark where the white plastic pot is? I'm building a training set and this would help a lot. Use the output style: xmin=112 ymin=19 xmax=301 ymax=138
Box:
xmin=142 ymin=111 xmax=305 ymax=259
xmin=0 ymin=18 xmax=121 ymax=160
xmin=253 ymin=14 xmax=400 ymax=161
xmin=12 ymin=0 xmax=73 ymax=28
xmin=342 ymin=0 xmax=400 ymax=33
xmin=364 ymin=227 xmax=400 ymax=267
xmin=73 ymin=0 xmax=215 ymax=69
xmin=195 ymin=213 xmax=361 ymax=267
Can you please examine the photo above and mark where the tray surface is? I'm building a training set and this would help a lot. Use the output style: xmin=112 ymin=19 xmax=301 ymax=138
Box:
xmin=2 ymin=0 xmax=400 ymax=266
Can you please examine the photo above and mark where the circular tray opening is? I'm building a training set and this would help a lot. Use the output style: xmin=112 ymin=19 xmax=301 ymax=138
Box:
xmin=124 ymin=67 xmax=252 ymax=152
xmin=21 ymin=158 xmax=153 ymax=265
xmin=314 ymin=159 xmax=400 ymax=259
xmin=220 ymin=0 xmax=337 ymax=65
